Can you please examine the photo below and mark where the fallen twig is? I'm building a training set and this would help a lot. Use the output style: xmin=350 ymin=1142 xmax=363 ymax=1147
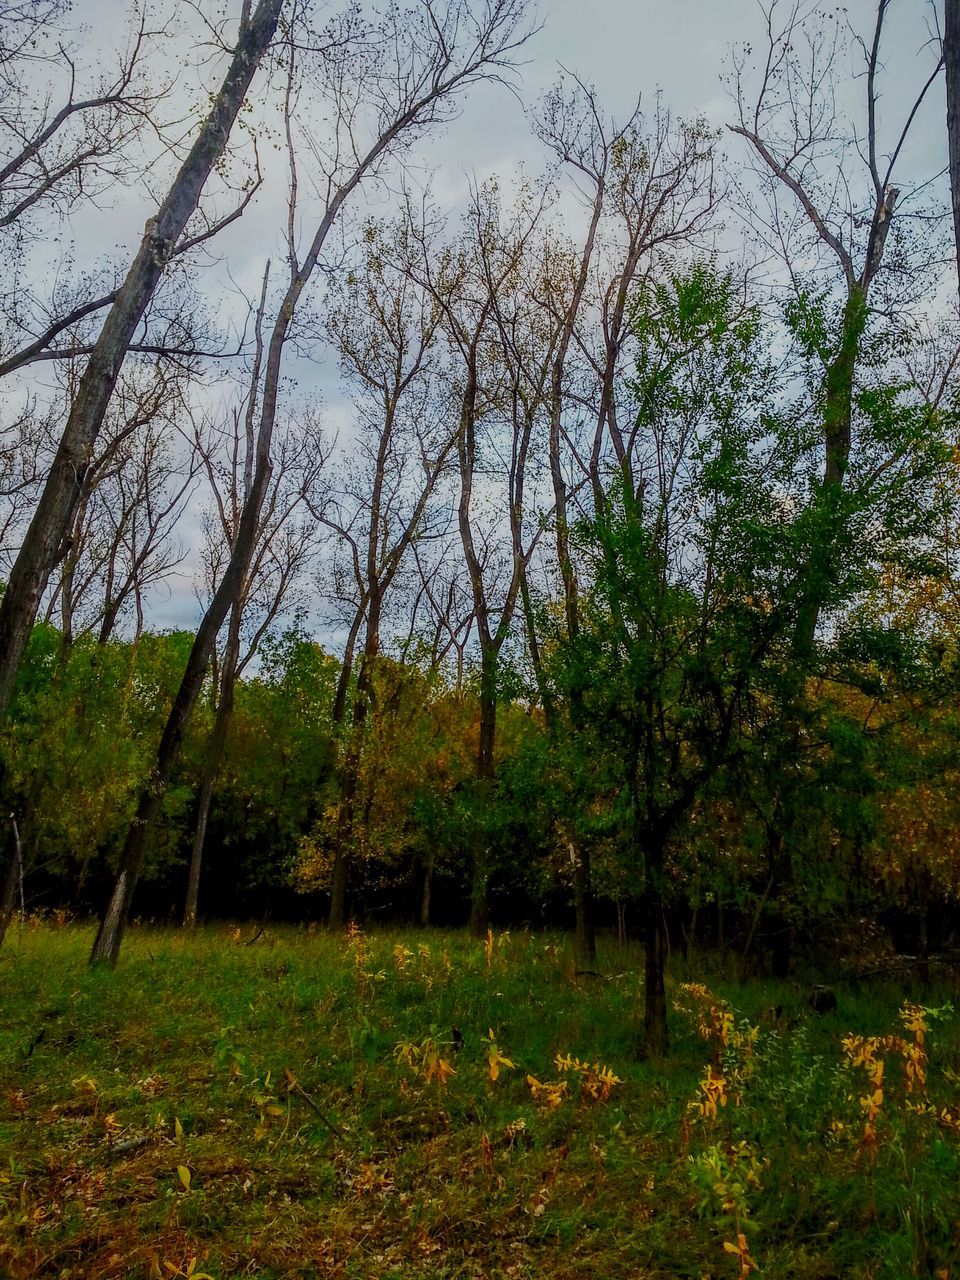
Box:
xmin=284 ymin=1067 xmax=347 ymax=1141
xmin=108 ymin=1134 xmax=150 ymax=1157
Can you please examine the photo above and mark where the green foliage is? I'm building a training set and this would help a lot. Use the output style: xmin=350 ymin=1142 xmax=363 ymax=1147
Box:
xmin=4 ymin=923 xmax=960 ymax=1278
xmin=1 ymin=628 xmax=197 ymax=894
xmin=210 ymin=631 xmax=338 ymax=899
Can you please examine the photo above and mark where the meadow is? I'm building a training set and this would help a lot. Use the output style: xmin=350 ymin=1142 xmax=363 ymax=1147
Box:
xmin=2 ymin=922 xmax=960 ymax=1279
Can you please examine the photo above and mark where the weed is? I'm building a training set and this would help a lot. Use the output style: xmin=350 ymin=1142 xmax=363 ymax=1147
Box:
xmin=1 ymin=924 xmax=960 ymax=1278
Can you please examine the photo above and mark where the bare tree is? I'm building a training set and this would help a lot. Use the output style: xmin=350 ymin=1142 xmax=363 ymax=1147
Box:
xmin=316 ymin=212 xmax=454 ymax=927
xmin=41 ymin=361 xmax=196 ymax=647
xmin=0 ymin=400 xmax=54 ymax=567
xmin=946 ymin=0 xmax=960 ymax=295
xmin=731 ymin=0 xmax=944 ymax=562
xmin=0 ymin=2 xmax=270 ymax=381
xmin=407 ymin=179 xmax=553 ymax=933
xmin=182 ymin=390 xmax=326 ymax=929
xmin=90 ymin=0 xmax=535 ymax=965
xmin=410 ymin=536 xmax=477 ymax=694
xmin=0 ymin=0 xmax=285 ymax=726
xmin=0 ymin=3 xmax=159 ymax=232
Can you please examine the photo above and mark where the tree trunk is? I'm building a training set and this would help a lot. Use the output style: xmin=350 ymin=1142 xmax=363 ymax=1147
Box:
xmin=572 ymin=837 xmax=596 ymax=965
xmin=327 ymin=609 xmax=378 ymax=930
xmin=642 ymin=873 xmax=669 ymax=1056
xmin=638 ymin=822 xmax=669 ymax=1056
xmin=329 ymin=710 xmax=367 ymax=932
xmin=468 ymin=656 xmax=496 ymax=938
xmin=477 ymin=658 xmax=496 ymax=782
xmin=469 ymin=853 xmax=489 ymax=938
xmin=523 ymin=566 xmax=596 ymax=962
xmin=0 ymin=817 xmax=22 ymax=948
xmin=763 ymin=822 xmax=792 ymax=978
xmin=420 ymin=854 xmax=433 ymax=927
xmin=947 ymin=0 xmax=960 ymax=299
xmin=0 ymin=0 xmax=283 ymax=725
xmin=183 ymin=603 xmax=241 ymax=928
xmin=717 ymin=898 xmax=724 ymax=954
xmin=770 ymin=917 xmax=792 ymax=980
xmin=328 ymin=833 xmax=349 ymax=930
xmin=919 ymin=900 xmax=931 ymax=988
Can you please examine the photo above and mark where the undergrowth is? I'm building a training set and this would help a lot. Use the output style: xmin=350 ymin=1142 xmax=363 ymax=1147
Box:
xmin=2 ymin=922 xmax=960 ymax=1278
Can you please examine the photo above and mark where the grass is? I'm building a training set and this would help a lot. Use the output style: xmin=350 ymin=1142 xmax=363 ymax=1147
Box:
xmin=2 ymin=920 xmax=960 ymax=1278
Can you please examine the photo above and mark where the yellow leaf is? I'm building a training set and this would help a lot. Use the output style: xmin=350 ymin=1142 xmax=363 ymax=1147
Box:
xmin=177 ymin=1164 xmax=191 ymax=1192
xmin=174 ymin=1116 xmax=184 ymax=1141
xmin=723 ymin=1240 xmax=741 ymax=1254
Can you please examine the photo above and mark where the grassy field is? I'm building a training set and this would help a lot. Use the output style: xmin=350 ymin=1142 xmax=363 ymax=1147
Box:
xmin=2 ymin=922 xmax=960 ymax=1279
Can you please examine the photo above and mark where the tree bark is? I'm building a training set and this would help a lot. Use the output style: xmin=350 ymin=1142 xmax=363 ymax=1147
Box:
xmin=182 ymin=601 xmax=241 ymax=928
xmin=327 ymin=762 xmax=355 ymax=930
xmin=0 ymin=816 xmax=23 ymax=948
xmin=468 ymin=654 xmax=497 ymax=938
xmin=764 ymin=822 xmax=793 ymax=978
xmin=949 ymin=0 xmax=960 ymax=299
xmin=641 ymin=840 xmax=669 ymax=1056
xmin=0 ymin=0 xmax=283 ymax=724
xmin=328 ymin=848 xmax=348 ymax=930
xmin=469 ymin=854 xmax=489 ymax=938
xmin=328 ymin=599 xmax=378 ymax=930
xmin=572 ymin=837 xmax=596 ymax=966
xmin=420 ymin=854 xmax=433 ymax=927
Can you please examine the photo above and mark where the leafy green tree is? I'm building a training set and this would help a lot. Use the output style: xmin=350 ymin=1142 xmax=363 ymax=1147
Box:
xmin=0 ymin=625 xmax=195 ymax=940
xmin=203 ymin=632 xmax=338 ymax=915
xmin=548 ymin=263 xmax=948 ymax=1051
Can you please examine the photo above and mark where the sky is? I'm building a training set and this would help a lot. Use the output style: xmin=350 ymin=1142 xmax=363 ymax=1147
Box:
xmin=24 ymin=0 xmax=952 ymax=635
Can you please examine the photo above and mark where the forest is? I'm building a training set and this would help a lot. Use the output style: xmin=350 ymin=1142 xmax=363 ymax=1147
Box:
xmin=3 ymin=0 xmax=960 ymax=1276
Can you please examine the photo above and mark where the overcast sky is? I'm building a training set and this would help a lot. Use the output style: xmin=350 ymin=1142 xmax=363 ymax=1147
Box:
xmin=59 ymin=0 xmax=949 ymax=635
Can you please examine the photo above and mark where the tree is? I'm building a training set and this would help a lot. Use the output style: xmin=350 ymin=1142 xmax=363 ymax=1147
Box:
xmin=182 ymin=390 xmax=326 ymax=928
xmin=316 ymin=213 xmax=454 ymax=927
xmin=730 ymin=0 xmax=944 ymax=557
xmin=0 ymin=0 xmax=284 ymax=725
xmin=203 ymin=630 xmax=339 ymax=919
xmin=524 ymin=78 xmax=719 ymax=961
xmin=42 ymin=361 xmax=197 ymax=647
xmin=946 ymin=0 xmax=960 ymax=295
xmin=0 ymin=0 xmax=163 ymax=376
xmin=90 ymin=0 xmax=535 ymax=966
xmin=413 ymin=179 xmax=552 ymax=934
xmin=728 ymin=0 xmax=946 ymax=970
xmin=548 ymin=268 xmax=786 ymax=1052
xmin=549 ymin=262 xmax=946 ymax=1052
xmin=0 ymin=624 xmax=197 ymax=948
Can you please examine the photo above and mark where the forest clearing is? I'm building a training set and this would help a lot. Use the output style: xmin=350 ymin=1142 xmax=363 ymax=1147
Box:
xmin=1 ymin=0 xmax=959 ymax=1276
xmin=3 ymin=922 xmax=960 ymax=1279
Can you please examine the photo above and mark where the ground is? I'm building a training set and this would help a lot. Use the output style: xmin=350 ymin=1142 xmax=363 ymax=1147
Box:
xmin=2 ymin=921 xmax=960 ymax=1278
